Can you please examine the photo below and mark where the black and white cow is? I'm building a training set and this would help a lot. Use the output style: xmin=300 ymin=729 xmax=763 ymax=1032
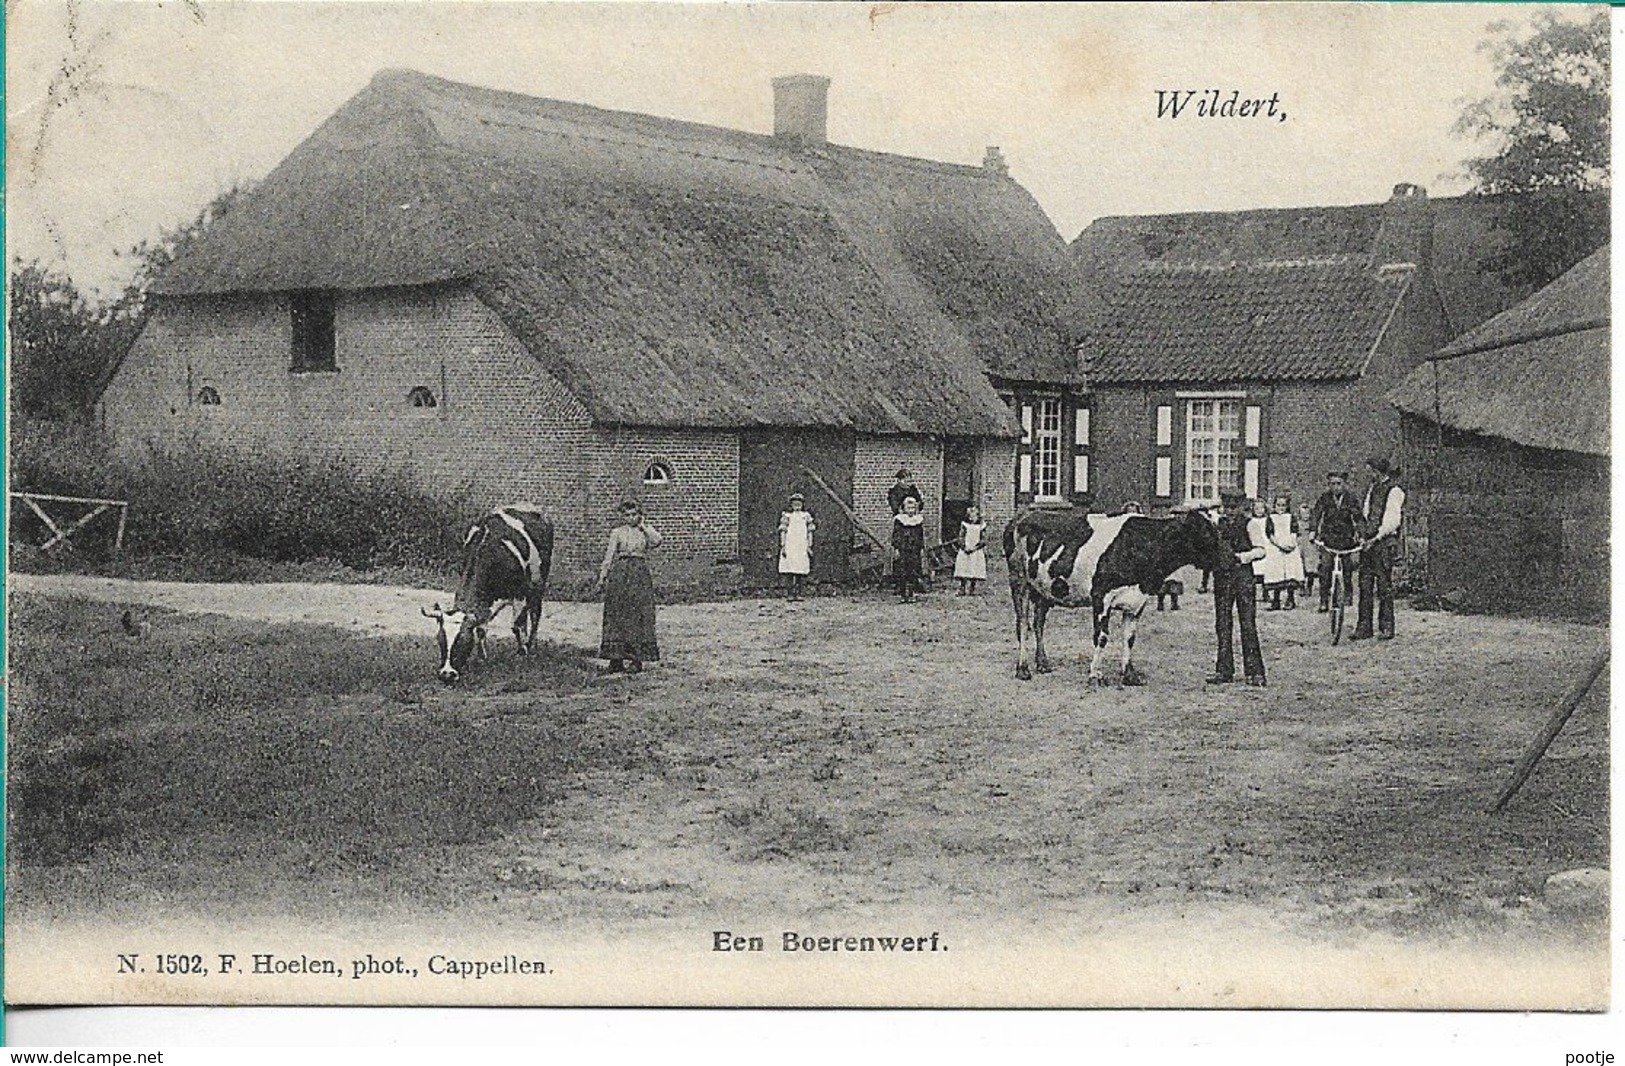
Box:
xmin=1003 ymin=508 xmax=1230 ymax=685
xmin=423 ymin=504 xmax=554 ymax=683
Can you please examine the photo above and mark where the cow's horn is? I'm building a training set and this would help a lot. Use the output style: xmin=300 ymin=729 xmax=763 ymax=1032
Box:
xmin=421 ymin=604 xmax=445 ymax=620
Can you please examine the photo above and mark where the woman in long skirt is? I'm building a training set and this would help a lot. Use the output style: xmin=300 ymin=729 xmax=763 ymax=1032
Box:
xmin=598 ymin=499 xmax=662 ymax=674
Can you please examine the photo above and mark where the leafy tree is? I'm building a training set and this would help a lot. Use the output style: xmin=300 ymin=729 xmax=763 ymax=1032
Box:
xmin=1455 ymin=9 xmax=1609 ymax=287
xmin=8 ymin=183 xmax=251 ymax=421
xmin=8 ymin=261 xmax=137 ymax=421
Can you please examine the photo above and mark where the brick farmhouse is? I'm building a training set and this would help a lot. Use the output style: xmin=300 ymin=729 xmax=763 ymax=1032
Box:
xmin=1067 ymin=185 xmax=1606 ymax=546
xmin=100 ymin=70 xmax=1082 ymax=585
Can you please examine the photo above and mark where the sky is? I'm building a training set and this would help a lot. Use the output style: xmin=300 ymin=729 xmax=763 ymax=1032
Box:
xmin=4 ymin=1 xmax=1564 ymax=297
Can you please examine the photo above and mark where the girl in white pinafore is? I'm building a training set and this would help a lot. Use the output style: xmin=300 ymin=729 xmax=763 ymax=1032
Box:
xmin=778 ymin=492 xmax=816 ymax=602
xmin=954 ymin=505 xmax=988 ymax=595
xmin=1261 ymin=494 xmax=1305 ymax=610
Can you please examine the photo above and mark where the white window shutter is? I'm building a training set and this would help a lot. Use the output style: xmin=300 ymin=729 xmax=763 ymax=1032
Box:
xmin=1245 ymin=406 xmax=1262 ymax=447
xmin=1155 ymin=456 xmax=1172 ymax=498
xmin=1018 ymin=454 xmax=1032 ymax=493
xmin=1074 ymin=455 xmax=1089 ymax=494
xmin=1244 ymin=458 xmax=1260 ymax=498
xmin=1156 ymin=405 xmax=1172 ymax=447
xmin=1075 ymin=407 xmax=1090 ymax=446
xmin=1020 ymin=404 xmax=1034 ymax=444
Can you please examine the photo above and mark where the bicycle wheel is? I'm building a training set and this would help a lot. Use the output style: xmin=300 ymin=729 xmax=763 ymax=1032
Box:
xmin=1329 ymin=566 xmax=1346 ymax=645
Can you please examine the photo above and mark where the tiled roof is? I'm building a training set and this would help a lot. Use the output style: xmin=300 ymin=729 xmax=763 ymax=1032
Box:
xmin=1071 ymin=189 xmax=1608 ymax=344
xmin=1081 ymin=258 xmax=1411 ymax=384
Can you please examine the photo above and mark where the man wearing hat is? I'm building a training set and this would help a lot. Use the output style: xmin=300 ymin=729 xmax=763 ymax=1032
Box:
xmin=1354 ymin=456 xmax=1406 ymax=641
xmin=1208 ymin=487 xmax=1269 ymax=687
xmin=1309 ymin=471 xmax=1362 ymax=613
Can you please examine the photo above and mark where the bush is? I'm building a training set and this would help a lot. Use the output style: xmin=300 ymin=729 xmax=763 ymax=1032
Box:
xmin=10 ymin=418 xmax=474 ymax=571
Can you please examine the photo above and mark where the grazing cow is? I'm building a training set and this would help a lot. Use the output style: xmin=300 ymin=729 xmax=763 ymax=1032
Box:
xmin=423 ymin=504 xmax=554 ymax=683
xmin=1003 ymin=508 xmax=1230 ymax=685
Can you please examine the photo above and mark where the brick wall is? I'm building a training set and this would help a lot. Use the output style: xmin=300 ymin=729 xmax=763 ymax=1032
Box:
xmin=103 ymin=285 xmax=615 ymax=576
xmin=588 ymin=428 xmax=742 ymax=586
xmin=1400 ymin=413 xmax=1607 ymax=613
xmin=853 ymin=435 xmax=943 ymax=543
xmin=1087 ymin=387 xmax=1149 ymax=510
xmin=973 ymin=438 xmax=1018 ymax=531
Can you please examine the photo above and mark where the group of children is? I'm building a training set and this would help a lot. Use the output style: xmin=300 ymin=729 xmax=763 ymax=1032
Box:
xmin=1133 ymin=495 xmax=1317 ymax=613
xmin=778 ymin=468 xmax=988 ymax=603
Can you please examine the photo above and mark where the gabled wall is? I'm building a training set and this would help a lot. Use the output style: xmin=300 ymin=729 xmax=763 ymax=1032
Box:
xmin=98 ymin=284 xmax=741 ymax=582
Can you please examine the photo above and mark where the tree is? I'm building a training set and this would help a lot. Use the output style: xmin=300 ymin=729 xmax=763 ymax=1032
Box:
xmin=7 ymin=183 xmax=251 ymax=422
xmin=8 ymin=261 xmax=138 ymax=421
xmin=1455 ymin=9 xmax=1609 ymax=287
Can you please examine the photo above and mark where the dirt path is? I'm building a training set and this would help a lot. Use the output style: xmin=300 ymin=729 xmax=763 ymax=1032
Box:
xmin=8 ymin=572 xmax=1610 ymax=1007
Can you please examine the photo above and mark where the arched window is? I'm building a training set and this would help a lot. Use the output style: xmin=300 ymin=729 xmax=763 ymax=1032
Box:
xmin=407 ymin=385 xmax=438 ymax=408
xmin=642 ymin=460 xmax=674 ymax=486
xmin=196 ymin=386 xmax=221 ymax=406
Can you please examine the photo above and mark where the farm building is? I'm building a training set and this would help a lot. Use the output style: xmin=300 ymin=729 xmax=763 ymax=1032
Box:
xmin=1389 ymin=245 xmax=1609 ymax=615
xmin=99 ymin=69 xmax=1083 ymax=585
xmin=1069 ymin=184 xmax=1607 ymax=521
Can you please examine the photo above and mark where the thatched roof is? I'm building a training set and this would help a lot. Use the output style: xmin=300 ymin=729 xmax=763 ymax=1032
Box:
xmin=151 ymin=70 xmax=1086 ymax=435
xmin=1080 ymin=258 xmax=1411 ymax=385
xmin=1071 ymin=188 xmax=1608 ymax=342
xmin=1389 ymin=246 xmax=1609 ymax=457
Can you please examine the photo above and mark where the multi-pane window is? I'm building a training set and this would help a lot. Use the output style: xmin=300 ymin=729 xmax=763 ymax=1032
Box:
xmin=1033 ymin=398 xmax=1063 ymax=500
xmin=1185 ymin=398 xmax=1241 ymax=503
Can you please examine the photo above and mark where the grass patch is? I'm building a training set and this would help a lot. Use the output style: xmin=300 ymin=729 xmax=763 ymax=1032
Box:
xmin=10 ymin=417 xmax=472 ymax=572
xmin=6 ymin=594 xmax=620 ymax=870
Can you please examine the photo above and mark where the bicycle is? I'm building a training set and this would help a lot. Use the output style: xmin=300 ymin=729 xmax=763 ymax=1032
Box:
xmin=1316 ymin=542 xmax=1362 ymax=645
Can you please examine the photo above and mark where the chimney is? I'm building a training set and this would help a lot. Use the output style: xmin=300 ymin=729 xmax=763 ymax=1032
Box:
xmin=982 ymin=146 xmax=1009 ymax=177
xmin=1369 ymin=181 xmax=1431 ymax=271
xmin=772 ymin=74 xmax=831 ymax=147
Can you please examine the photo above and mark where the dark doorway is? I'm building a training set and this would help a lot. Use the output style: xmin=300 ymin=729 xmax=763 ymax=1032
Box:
xmin=739 ymin=431 xmax=856 ymax=585
xmin=942 ymin=437 xmax=976 ymax=542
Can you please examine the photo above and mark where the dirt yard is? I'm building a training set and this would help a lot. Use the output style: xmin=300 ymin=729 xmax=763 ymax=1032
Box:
xmin=6 ymin=571 xmax=1609 ymax=1005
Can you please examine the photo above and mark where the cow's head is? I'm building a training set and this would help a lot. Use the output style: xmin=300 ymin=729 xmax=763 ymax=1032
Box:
xmin=422 ymin=603 xmax=489 ymax=683
xmin=1173 ymin=509 xmax=1233 ymax=575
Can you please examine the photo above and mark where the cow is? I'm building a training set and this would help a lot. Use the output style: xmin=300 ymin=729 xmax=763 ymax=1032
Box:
xmin=1003 ymin=508 xmax=1231 ymax=686
xmin=422 ymin=504 xmax=554 ymax=683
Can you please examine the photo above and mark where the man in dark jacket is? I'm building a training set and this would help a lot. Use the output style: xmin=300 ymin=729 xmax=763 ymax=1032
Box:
xmin=1208 ymin=488 xmax=1268 ymax=687
xmin=1309 ymin=471 xmax=1361 ymax=612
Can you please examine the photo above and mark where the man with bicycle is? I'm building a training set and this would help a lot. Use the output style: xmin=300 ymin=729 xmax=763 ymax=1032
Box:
xmin=1353 ymin=456 xmax=1405 ymax=641
xmin=1308 ymin=471 xmax=1361 ymax=613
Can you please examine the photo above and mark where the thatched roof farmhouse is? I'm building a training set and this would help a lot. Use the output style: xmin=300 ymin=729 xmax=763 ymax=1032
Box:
xmin=103 ymin=70 xmax=1084 ymax=584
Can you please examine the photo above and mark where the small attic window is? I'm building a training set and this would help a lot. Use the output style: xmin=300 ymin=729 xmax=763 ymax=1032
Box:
xmin=407 ymin=385 xmax=438 ymax=408
xmin=290 ymin=290 xmax=337 ymax=372
xmin=196 ymin=385 xmax=221 ymax=406
xmin=642 ymin=460 xmax=674 ymax=486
